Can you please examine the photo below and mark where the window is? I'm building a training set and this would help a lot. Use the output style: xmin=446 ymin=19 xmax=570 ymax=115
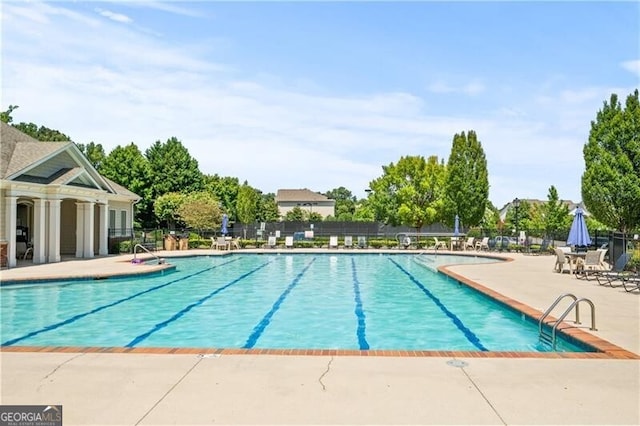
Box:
xmin=109 ymin=210 xmax=116 ymax=235
xmin=120 ymin=210 xmax=127 ymax=236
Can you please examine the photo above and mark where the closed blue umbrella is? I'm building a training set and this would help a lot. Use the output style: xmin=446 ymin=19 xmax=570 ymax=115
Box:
xmin=454 ymin=214 xmax=460 ymax=236
xmin=221 ymin=214 xmax=228 ymax=236
xmin=567 ymin=208 xmax=591 ymax=247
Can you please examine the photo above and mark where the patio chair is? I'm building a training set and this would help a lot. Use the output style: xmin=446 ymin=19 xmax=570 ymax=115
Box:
xmin=344 ymin=236 xmax=353 ymax=248
xmin=463 ymin=237 xmax=475 ymax=251
xmin=230 ymin=237 xmax=241 ymax=250
xmin=594 ymin=252 xmax=633 ymax=287
xmin=357 ymin=236 xmax=367 ymax=249
xmin=428 ymin=237 xmax=448 ymax=251
xmin=475 ymin=237 xmax=489 ymax=251
xmin=216 ymin=236 xmax=229 ymax=250
xmin=285 ymin=236 xmax=294 ymax=249
xmin=329 ymin=236 xmax=339 ymax=249
xmin=553 ymin=248 xmax=574 ymax=274
xmin=266 ymin=235 xmax=277 ymax=249
xmin=575 ymin=250 xmax=607 ymax=280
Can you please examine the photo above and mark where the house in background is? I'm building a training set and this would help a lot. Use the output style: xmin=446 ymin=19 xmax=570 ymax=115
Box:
xmin=0 ymin=122 xmax=140 ymax=268
xmin=275 ymin=189 xmax=335 ymax=220
xmin=499 ymin=198 xmax=590 ymax=222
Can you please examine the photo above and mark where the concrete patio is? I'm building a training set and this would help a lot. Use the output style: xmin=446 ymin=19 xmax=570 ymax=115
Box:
xmin=1 ymin=251 xmax=639 ymax=425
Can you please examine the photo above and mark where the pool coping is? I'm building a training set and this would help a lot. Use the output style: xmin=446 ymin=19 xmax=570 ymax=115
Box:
xmin=2 ymin=251 xmax=638 ymax=360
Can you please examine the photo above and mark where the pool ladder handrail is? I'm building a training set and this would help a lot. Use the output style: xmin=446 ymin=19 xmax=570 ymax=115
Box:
xmin=133 ymin=244 xmax=165 ymax=265
xmin=538 ymin=293 xmax=597 ymax=350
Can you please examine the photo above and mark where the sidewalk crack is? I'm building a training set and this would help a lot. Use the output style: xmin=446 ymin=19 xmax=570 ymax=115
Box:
xmin=37 ymin=353 xmax=85 ymax=392
xmin=135 ymin=356 xmax=203 ymax=426
xmin=318 ymin=356 xmax=333 ymax=391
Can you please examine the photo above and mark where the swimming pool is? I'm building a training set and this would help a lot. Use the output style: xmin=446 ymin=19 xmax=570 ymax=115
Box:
xmin=1 ymin=254 xmax=588 ymax=352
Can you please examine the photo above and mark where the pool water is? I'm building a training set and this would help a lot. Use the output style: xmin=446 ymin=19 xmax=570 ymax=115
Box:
xmin=1 ymin=254 xmax=588 ymax=352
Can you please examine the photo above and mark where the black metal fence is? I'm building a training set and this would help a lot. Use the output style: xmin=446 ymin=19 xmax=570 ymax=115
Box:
xmin=108 ymin=223 xmax=639 ymax=258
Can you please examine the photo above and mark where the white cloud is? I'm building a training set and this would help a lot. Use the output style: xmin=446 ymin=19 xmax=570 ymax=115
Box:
xmin=95 ymin=8 xmax=133 ymax=24
xmin=427 ymin=80 xmax=485 ymax=96
xmin=124 ymin=1 xmax=206 ymax=18
xmin=1 ymin=1 xmax=618 ymax=206
xmin=621 ymin=59 xmax=640 ymax=76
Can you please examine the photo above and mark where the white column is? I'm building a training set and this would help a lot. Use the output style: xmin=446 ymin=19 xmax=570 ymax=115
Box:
xmin=83 ymin=202 xmax=95 ymax=258
xmin=99 ymin=203 xmax=109 ymax=255
xmin=47 ymin=199 xmax=61 ymax=263
xmin=75 ymin=202 xmax=85 ymax=257
xmin=33 ymin=199 xmax=46 ymax=264
xmin=5 ymin=196 xmax=17 ymax=268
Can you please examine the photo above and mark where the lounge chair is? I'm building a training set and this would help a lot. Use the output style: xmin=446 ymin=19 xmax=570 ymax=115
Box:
xmin=594 ymin=252 xmax=632 ymax=287
xmin=230 ymin=237 xmax=241 ymax=250
xmin=266 ymin=235 xmax=277 ymax=249
xmin=621 ymin=275 xmax=640 ymax=292
xmin=475 ymin=237 xmax=489 ymax=251
xmin=554 ymin=248 xmax=574 ymax=274
xmin=329 ymin=236 xmax=338 ymax=249
xmin=357 ymin=236 xmax=367 ymax=249
xmin=285 ymin=236 xmax=294 ymax=249
xmin=344 ymin=236 xmax=353 ymax=248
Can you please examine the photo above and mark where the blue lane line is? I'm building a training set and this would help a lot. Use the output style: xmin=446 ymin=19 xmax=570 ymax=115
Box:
xmin=388 ymin=258 xmax=488 ymax=351
xmin=127 ymin=260 xmax=273 ymax=347
xmin=243 ymin=257 xmax=316 ymax=349
xmin=2 ymin=258 xmax=240 ymax=347
xmin=351 ymin=257 xmax=369 ymax=350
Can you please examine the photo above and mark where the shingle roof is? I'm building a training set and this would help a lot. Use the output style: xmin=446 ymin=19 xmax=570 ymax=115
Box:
xmin=276 ymin=188 xmax=333 ymax=203
xmin=1 ymin=122 xmax=70 ymax=178
xmin=0 ymin=121 xmax=139 ymax=200
xmin=103 ymin=177 xmax=140 ymax=199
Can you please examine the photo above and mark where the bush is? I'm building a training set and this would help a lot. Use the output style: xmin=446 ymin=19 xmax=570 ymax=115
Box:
xmin=629 ymin=248 xmax=640 ymax=271
xmin=119 ymin=240 xmax=132 ymax=253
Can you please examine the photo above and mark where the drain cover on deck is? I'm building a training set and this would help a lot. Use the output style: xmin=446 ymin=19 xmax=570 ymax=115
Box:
xmin=446 ymin=359 xmax=468 ymax=368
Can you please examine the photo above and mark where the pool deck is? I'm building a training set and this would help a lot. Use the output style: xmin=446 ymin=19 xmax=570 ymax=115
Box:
xmin=1 ymin=249 xmax=639 ymax=425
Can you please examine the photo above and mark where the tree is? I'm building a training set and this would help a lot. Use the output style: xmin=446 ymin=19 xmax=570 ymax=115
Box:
xmin=154 ymin=192 xmax=186 ymax=230
xmin=443 ymin=130 xmax=489 ymax=229
xmin=146 ymin=137 xmax=204 ymax=200
xmin=369 ymin=155 xmax=446 ymax=230
xmin=326 ymin=187 xmax=356 ymax=221
xmin=539 ymin=186 xmax=571 ymax=239
xmin=236 ymin=182 xmax=260 ymax=236
xmin=176 ymin=191 xmax=222 ymax=234
xmin=308 ymin=211 xmax=323 ymax=222
xmin=353 ymin=199 xmax=376 ymax=222
xmin=1 ymin=105 xmax=18 ymax=123
xmin=257 ymin=193 xmax=280 ymax=222
xmin=203 ymin=174 xmax=240 ymax=220
xmin=284 ymin=206 xmax=306 ymax=221
xmin=582 ymin=90 xmax=640 ymax=232
xmin=77 ymin=142 xmax=106 ymax=170
xmin=479 ymin=202 xmax=500 ymax=232
xmin=12 ymin=122 xmax=71 ymax=141
xmin=100 ymin=143 xmax=154 ymax=227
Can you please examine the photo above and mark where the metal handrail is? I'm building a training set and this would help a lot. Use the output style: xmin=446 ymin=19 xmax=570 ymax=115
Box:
xmin=539 ymin=293 xmax=597 ymax=350
xmin=133 ymin=244 xmax=164 ymax=265
xmin=550 ymin=298 xmax=597 ymax=349
xmin=538 ymin=293 xmax=579 ymax=336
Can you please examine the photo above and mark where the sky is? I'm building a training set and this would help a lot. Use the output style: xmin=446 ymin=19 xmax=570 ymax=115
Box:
xmin=2 ymin=1 xmax=638 ymax=208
